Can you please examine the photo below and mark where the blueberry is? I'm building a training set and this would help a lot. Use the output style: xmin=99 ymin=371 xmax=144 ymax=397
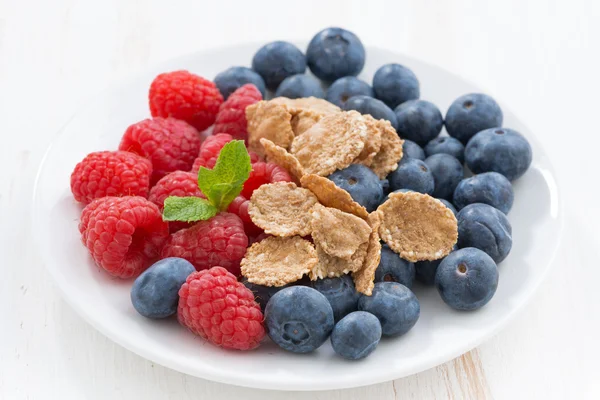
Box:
xmin=327 ymin=164 xmax=384 ymax=212
xmin=265 ymin=286 xmax=334 ymax=353
xmin=445 ymin=93 xmax=503 ymax=144
xmin=380 ymin=189 xmax=413 ymax=205
xmin=306 ymin=27 xmax=365 ymax=82
xmin=130 ymin=258 xmax=195 ymax=319
xmin=274 ymin=74 xmax=324 ymax=99
xmin=331 ymin=311 xmax=382 ymax=360
xmin=373 ymin=63 xmax=420 ymax=109
xmin=374 ymin=244 xmax=415 ymax=288
xmin=313 ymin=275 xmax=360 ymax=322
xmin=435 ymin=248 xmax=498 ymax=311
xmin=358 ymin=282 xmax=420 ymax=337
xmin=457 ymin=203 xmax=512 ymax=263
xmin=394 ymin=100 xmax=443 ymax=146
xmin=424 ymin=154 xmax=464 ymax=200
xmin=465 ymin=128 xmax=533 ymax=181
xmin=252 ymin=41 xmax=306 ymax=91
xmin=242 ymin=278 xmax=287 ymax=311
xmin=415 ymin=245 xmax=458 ymax=285
xmin=388 ymin=158 xmax=434 ymax=194
xmin=214 ymin=66 xmax=266 ymax=99
xmin=344 ymin=95 xmax=398 ymax=129
xmin=402 ymin=139 xmax=425 ymax=161
xmin=454 ymin=172 xmax=514 ymax=214
xmin=424 ymin=136 xmax=465 ymax=163
xmin=438 ymin=199 xmax=458 ymax=216
xmin=325 ymin=76 xmax=373 ymax=108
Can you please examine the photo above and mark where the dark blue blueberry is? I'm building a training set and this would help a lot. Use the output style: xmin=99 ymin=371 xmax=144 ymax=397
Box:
xmin=424 ymin=136 xmax=465 ymax=163
xmin=130 ymin=258 xmax=195 ymax=319
xmin=313 ymin=275 xmax=360 ymax=322
xmin=372 ymin=63 xmax=420 ymax=109
xmin=454 ymin=172 xmax=514 ymax=214
xmin=265 ymin=286 xmax=334 ymax=353
xmin=435 ymin=248 xmax=498 ymax=311
xmin=415 ymin=245 xmax=458 ymax=285
xmin=252 ymin=41 xmax=306 ymax=91
xmin=388 ymin=158 xmax=434 ymax=194
xmin=445 ymin=93 xmax=503 ymax=144
xmin=402 ymin=139 xmax=425 ymax=161
xmin=394 ymin=100 xmax=443 ymax=146
xmin=358 ymin=282 xmax=420 ymax=337
xmin=331 ymin=311 xmax=382 ymax=360
xmin=424 ymin=153 xmax=464 ymax=200
xmin=306 ymin=27 xmax=365 ymax=82
xmin=242 ymin=278 xmax=287 ymax=311
xmin=328 ymin=164 xmax=384 ymax=212
xmin=274 ymin=74 xmax=324 ymax=99
xmin=375 ymin=244 xmax=415 ymax=288
xmin=325 ymin=76 xmax=373 ymax=108
xmin=344 ymin=95 xmax=398 ymax=129
xmin=438 ymin=199 xmax=458 ymax=216
xmin=380 ymin=189 xmax=413 ymax=205
xmin=457 ymin=203 xmax=512 ymax=263
xmin=465 ymin=128 xmax=533 ymax=181
xmin=380 ymin=178 xmax=390 ymax=193
xmin=214 ymin=66 xmax=266 ymax=99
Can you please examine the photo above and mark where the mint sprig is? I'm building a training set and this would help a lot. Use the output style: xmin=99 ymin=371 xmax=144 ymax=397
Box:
xmin=162 ymin=140 xmax=251 ymax=222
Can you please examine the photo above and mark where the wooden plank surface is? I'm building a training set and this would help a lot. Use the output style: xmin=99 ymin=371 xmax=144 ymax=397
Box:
xmin=1 ymin=1 xmax=599 ymax=398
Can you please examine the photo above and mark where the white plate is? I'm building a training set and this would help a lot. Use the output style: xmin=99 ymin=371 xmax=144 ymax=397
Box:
xmin=32 ymin=44 xmax=563 ymax=391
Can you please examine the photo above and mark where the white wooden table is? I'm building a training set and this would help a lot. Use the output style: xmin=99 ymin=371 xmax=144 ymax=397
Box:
xmin=2 ymin=1 xmax=599 ymax=398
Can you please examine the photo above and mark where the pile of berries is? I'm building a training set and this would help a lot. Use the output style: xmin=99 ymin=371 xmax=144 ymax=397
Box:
xmin=69 ymin=26 xmax=532 ymax=360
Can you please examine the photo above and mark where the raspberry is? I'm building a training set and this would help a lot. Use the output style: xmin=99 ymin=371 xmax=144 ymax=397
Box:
xmin=192 ymin=133 xmax=261 ymax=172
xmin=70 ymin=151 xmax=152 ymax=204
xmin=178 ymin=267 xmax=265 ymax=350
xmin=227 ymin=195 xmax=262 ymax=236
xmin=213 ymin=84 xmax=262 ymax=141
xmin=79 ymin=196 xmax=169 ymax=278
xmin=241 ymin=162 xmax=292 ymax=199
xmin=119 ymin=117 xmax=201 ymax=184
xmin=148 ymin=171 xmax=205 ymax=233
xmin=149 ymin=70 xmax=223 ymax=131
xmin=160 ymin=213 xmax=248 ymax=276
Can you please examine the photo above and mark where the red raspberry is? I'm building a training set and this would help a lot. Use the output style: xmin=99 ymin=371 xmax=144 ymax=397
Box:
xmin=178 ymin=267 xmax=265 ymax=350
xmin=79 ymin=196 xmax=169 ymax=279
xmin=149 ymin=70 xmax=223 ymax=131
xmin=241 ymin=162 xmax=292 ymax=199
xmin=70 ymin=151 xmax=152 ymax=204
xmin=227 ymin=195 xmax=262 ymax=236
xmin=192 ymin=133 xmax=261 ymax=172
xmin=119 ymin=117 xmax=201 ymax=184
xmin=213 ymin=84 xmax=262 ymax=141
xmin=160 ymin=213 xmax=248 ymax=276
xmin=148 ymin=171 xmax=205 ymax=233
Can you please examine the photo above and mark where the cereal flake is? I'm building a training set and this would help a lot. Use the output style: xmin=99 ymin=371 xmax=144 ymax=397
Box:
xmin=370 ymin=120 xmax=404 ymax=179
xmin=248 ymin=182 xmax=318 ymax=237
xmin=378 ymin=191 xmax=458 ymax=262
xmin=352 ymin=211 xmax=383 ymax=296
xmin=353 ymin=115 xmax=382 ymax=167
xmin=241 ymin=236 xmax=318 ymax=287
xmin=246 ymin=101 xmax=295 ymax=156
xmin=300 ymin=174 xmax=368 ymax=219
xmin=260 ymin=138 xmax=305 ymax=181
xmin=310 ymin=241 xmax=368 ymax=280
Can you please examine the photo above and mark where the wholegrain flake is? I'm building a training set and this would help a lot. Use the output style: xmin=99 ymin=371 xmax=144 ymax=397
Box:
xmin=241 ymin=236 xmax=318 ymax=287
xmin=310 ymin=241 xmax=368 ymax=280
xmin=353 ymin=115 xmax=383 ymax=167
xmin=352 ymin=211 xmax=383 ymax=296
xmin=248 ymin=182 xmax=318 ymax=237
xmin=300 ymin=174 xmax=368 ymax=219
xmin=260 ymin=138 xmax=305 ymax=181
xmin=290 ymin=111 xmax=368 ymax=176
xmin=246 ymin=101 xmax=295 ymax=156
xmin=370 ymin=119 xmax=404 ymax=179
xmin=310 ymin=205 xmax=371 ymax=260
xmin=378 ymin=191 xmax=458 ymax=262
xmin=272 ymin=97 xmax=341 ymax=136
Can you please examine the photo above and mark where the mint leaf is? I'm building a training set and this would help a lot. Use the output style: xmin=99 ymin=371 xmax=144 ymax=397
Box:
xmin=197 ymin=140 xmax=251 ymax=210
xmin=162 ymin=196 xmax=218 ymax=222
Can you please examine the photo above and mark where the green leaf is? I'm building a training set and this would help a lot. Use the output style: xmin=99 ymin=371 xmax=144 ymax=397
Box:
xmin=197 ymin=140 xmax=251 ymax=210
xmin=162 ymin=196 xmax=218 ymax=222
